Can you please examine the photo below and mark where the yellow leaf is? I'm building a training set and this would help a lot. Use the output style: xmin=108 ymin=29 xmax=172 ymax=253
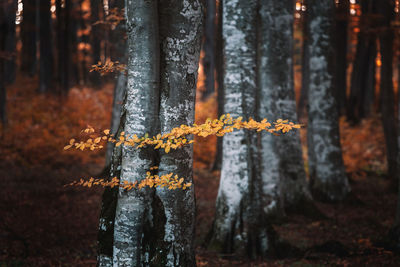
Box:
xmin=94 ymin=137 xmax=101 ymax=143
xmin=69 ymin=139 xmax=75 ymax=145
xmin=104 ymin=129 xmax=110 ymax=135
xmin=165 ymin=146 xmax=171 ymax=153
xmin=64 ymin=145 xmax=72 ymax=150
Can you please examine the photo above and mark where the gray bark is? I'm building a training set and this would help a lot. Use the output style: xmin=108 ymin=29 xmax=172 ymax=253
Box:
xmin=111 ymin=0 xmax=160 ymax=265
xmin=259 ymin=0 xmax=311 ymax=209
xmin=210 ymin=0 xmax=274 ymax=257
xmin=155 ymin=0 xmax=202 ymax=264
xmin=98 ymin=0 xmax=203 ymax=266
xmin=306 ymin=0 xmax=350 ymax=201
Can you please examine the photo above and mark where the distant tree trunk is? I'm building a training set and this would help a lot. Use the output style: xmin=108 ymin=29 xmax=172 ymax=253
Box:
xmin=211 ymin=0 xmax=223 ymax=171
xmin=298 ymin=0 xmax=309 ymax=119
xmin=259 ymin=0 xmax=311 ymax=210
xmin=105 ymin=0 xmax=127 ymax=169
xmin=38 ymin=0 xmax=54 ymax=93
xmin=0 ymin=2 xmax=8 ymax=126
xmin=201 ymin=0 xmax=216 ymax=100
xmin=21 ymin=0 xmax=37 ymax=76
xmin=378 ymin=0 xmax=397 ymax=180
xmin=334 ymin=0 xmax=348 ymax=115
xmin=307 ymin=0 xmax=350 ymax=201
xmin=3 ymin=0 xmax=16 ymax=85
xmin=98 ymin=0 xmax=203 ymax=265
xmin=69 ymin=1 xmax=80 ymax=87
xmin=347 ymin=0 xmax=377 ymax=124
xmin=209 ymin=0 xmax=275 ymax=257
xmin=89 ymin=0 xmax=102 ymax=87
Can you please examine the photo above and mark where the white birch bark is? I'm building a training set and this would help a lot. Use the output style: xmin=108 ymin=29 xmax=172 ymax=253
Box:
xmin=111 ymin=0 xmax=160 ymax=265
xmin=210 ymin=0 xmax=273 ymax=257
xmin=306 ymin=0 xmax=350 ymax=201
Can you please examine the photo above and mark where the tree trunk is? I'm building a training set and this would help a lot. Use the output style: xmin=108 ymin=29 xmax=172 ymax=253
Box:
xmin=211 ymin=0 xmax=223 ymax=171
xmin=0 ymin=1 xmax=8 ymax=126
xmin=378 ymin=0 xmax=397 ymax=180
xmin=201 ymin=0 xmax=216 ymax=100
xmin=259 ymin=0 xmax=311 ymax=209
xmin=90 ymin=0 xmax=102 ymax=88
xmin=38 ymin=0 xmax=54 ymax=93
xmin=3 ymin=0 xmax=16 ymax=85
xmin=21 ymin=0 xmax=37 ymax=76
xmin=347 ymin=0 xmax=377 ymax=124
xmin=209 ymin=0 xmax=275 ymax=258
xmin=334 ymin=0 xmax=348 ymax=115
xmin=98 ymin=0 xmax=203 ymax=265
xmin=298 ymin=0 xmax=309 ymax=119
xmin=307 ymin=0 xmax=350 ymax=202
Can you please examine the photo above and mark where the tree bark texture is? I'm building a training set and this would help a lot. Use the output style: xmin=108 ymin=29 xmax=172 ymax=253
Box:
xmin=98 ymin=0 xmax=203 ymax=266
xmin=209 ymin=0 xmax=276 ymax=258
xmin=306 ymin=0 xmax=350 ymax=201
xmin=259 ymin=0 xmax=311 ymax=208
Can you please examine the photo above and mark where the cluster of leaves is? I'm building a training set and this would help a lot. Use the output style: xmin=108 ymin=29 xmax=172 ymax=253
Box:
xmin=90 ymin=60 xmax=126 ymax=76
xmin=66 ymin=166 xmax=192 ymax=190
xmin=64 ymin=114 xmax=301 ymax=153
xmin=64 ymin=114 xmax=301 ymax=190
xmin=93 ymin=7 xmax=125 ymax=28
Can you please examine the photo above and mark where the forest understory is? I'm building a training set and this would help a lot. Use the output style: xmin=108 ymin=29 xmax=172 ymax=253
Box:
xmin=0 ymin=77 xmax=399 ymax=266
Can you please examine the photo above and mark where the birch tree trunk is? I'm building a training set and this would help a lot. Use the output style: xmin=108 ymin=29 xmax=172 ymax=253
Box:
xmin=306 ymin=0 xmax=350 ymax=201
xmin=98 ymin=0 xmax=203 ymax=265
xmin=259 ymin=0 xmax=311 ymax=210
xmin=209 ymin=0 xmax=275 ymax=257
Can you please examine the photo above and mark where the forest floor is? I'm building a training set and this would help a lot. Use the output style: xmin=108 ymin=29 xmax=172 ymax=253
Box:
xmin=1 ymin=78 xmax=400 ymax=266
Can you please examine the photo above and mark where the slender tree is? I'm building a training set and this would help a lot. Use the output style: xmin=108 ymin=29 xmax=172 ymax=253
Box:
xmin=306 ymin=0 xmax=350 ymax=201
xmin=38 ymin=0 xmax=54 ymax=93
xmin=347 ymin=0 xmax=377 ymax=124
xmin=211 ymin=0 xmax=223 ymax=171
xmin=20 ymin=0 xmax=37 ymax=76
xmin=89 ymin=0 xmax=102 ymax=87
xmin=3 ymin=0 xmax=16 ymax=85
xmin=377 ymin=0 xmax=397 ymax=180
xmin=334 ymin=0 xmax=349 ymax=115
xmin=298 ymin=0 xmax=309 ymax=119
xmin=201 ymin=0 xmax=216 ymax=100
xmin=0 ymin=1 xmax=8 ymax=126
xmin=98 ymin=0 xmax=203 ymax=265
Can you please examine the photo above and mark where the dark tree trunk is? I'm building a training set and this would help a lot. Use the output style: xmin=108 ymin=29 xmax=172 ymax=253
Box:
xmin=201 ymin=0 xmax=216 ymax=100
xmin=298 ymin=0 xmax=309 ymax=119
xmin=307 ymin=0 xmax=350 ymax=201
xmin=21 ymin=0 xmax=37 ymax=76
xmin=347 ymin=0 xmax=377 ymax=124
xmin=38 ymin=0 xmax=54 ymax=93
xmin=211 ymin=0 xmax=223 ymax=171
xmin=89 ymin=0 xmax=102 ymax=87
xmin=378 ymin=0 xmax=397 ymax=180
xmin=3 ymin=0 xmax=16 ymax=85
xmin=0 ymin=2 xmax=8 ymax=126
xmin=334 ymin=0 xmax=348 ymax=115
